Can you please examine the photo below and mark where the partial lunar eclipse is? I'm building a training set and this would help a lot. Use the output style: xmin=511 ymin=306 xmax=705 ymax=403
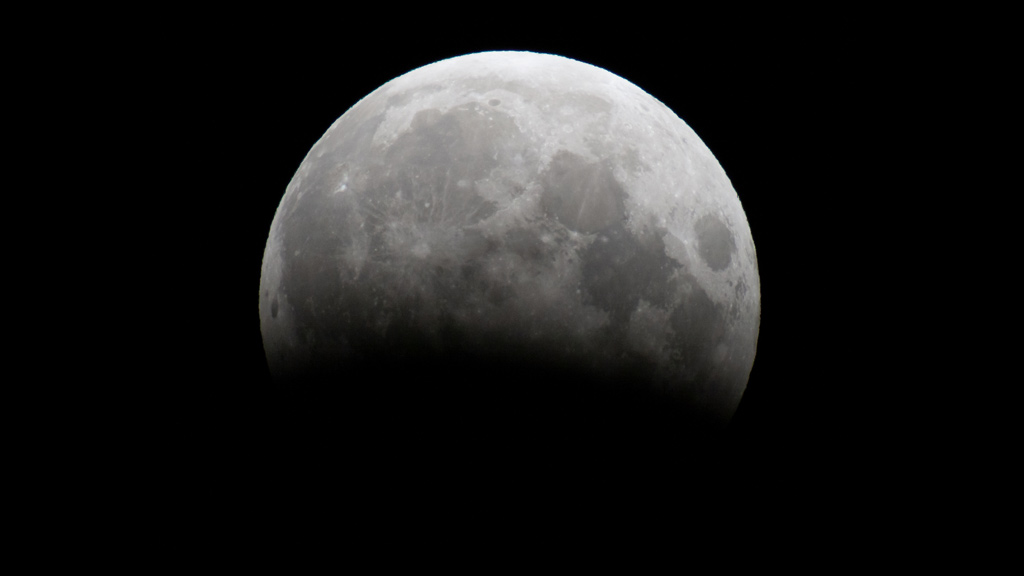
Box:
xmin=260 ymin=52 xmax=759 ymax=428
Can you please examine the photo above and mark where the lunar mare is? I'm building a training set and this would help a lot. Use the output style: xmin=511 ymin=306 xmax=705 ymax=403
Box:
xmin=260 ymin=52 xmax=759 ymax=428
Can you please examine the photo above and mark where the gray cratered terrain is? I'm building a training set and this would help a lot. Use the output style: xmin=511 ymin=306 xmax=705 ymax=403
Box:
xmin=260 ymin=52 xmax=759 ymax=430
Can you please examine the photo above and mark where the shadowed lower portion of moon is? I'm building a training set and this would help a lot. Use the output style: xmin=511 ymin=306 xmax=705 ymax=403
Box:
xmin=260 ymin=52 xmax=759 ymax=438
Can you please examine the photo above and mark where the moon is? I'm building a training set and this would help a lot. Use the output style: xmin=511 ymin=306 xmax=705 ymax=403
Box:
xmin=259 ymin=51 xmax=759 ymax=435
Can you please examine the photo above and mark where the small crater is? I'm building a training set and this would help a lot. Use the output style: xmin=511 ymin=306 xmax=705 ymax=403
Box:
xmin=271 ymin=297 xmax=279 ymax=319
xmin=488 ymin=99 xmax=501 ymax=106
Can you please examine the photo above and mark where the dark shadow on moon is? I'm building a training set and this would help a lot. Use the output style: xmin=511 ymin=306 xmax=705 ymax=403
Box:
xmin=271 ymin=347 xmax=729 ymax=471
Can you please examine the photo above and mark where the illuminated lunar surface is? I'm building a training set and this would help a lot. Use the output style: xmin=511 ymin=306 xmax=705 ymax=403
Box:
xmin=260 ymin=52 xmax=759 ymax=431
